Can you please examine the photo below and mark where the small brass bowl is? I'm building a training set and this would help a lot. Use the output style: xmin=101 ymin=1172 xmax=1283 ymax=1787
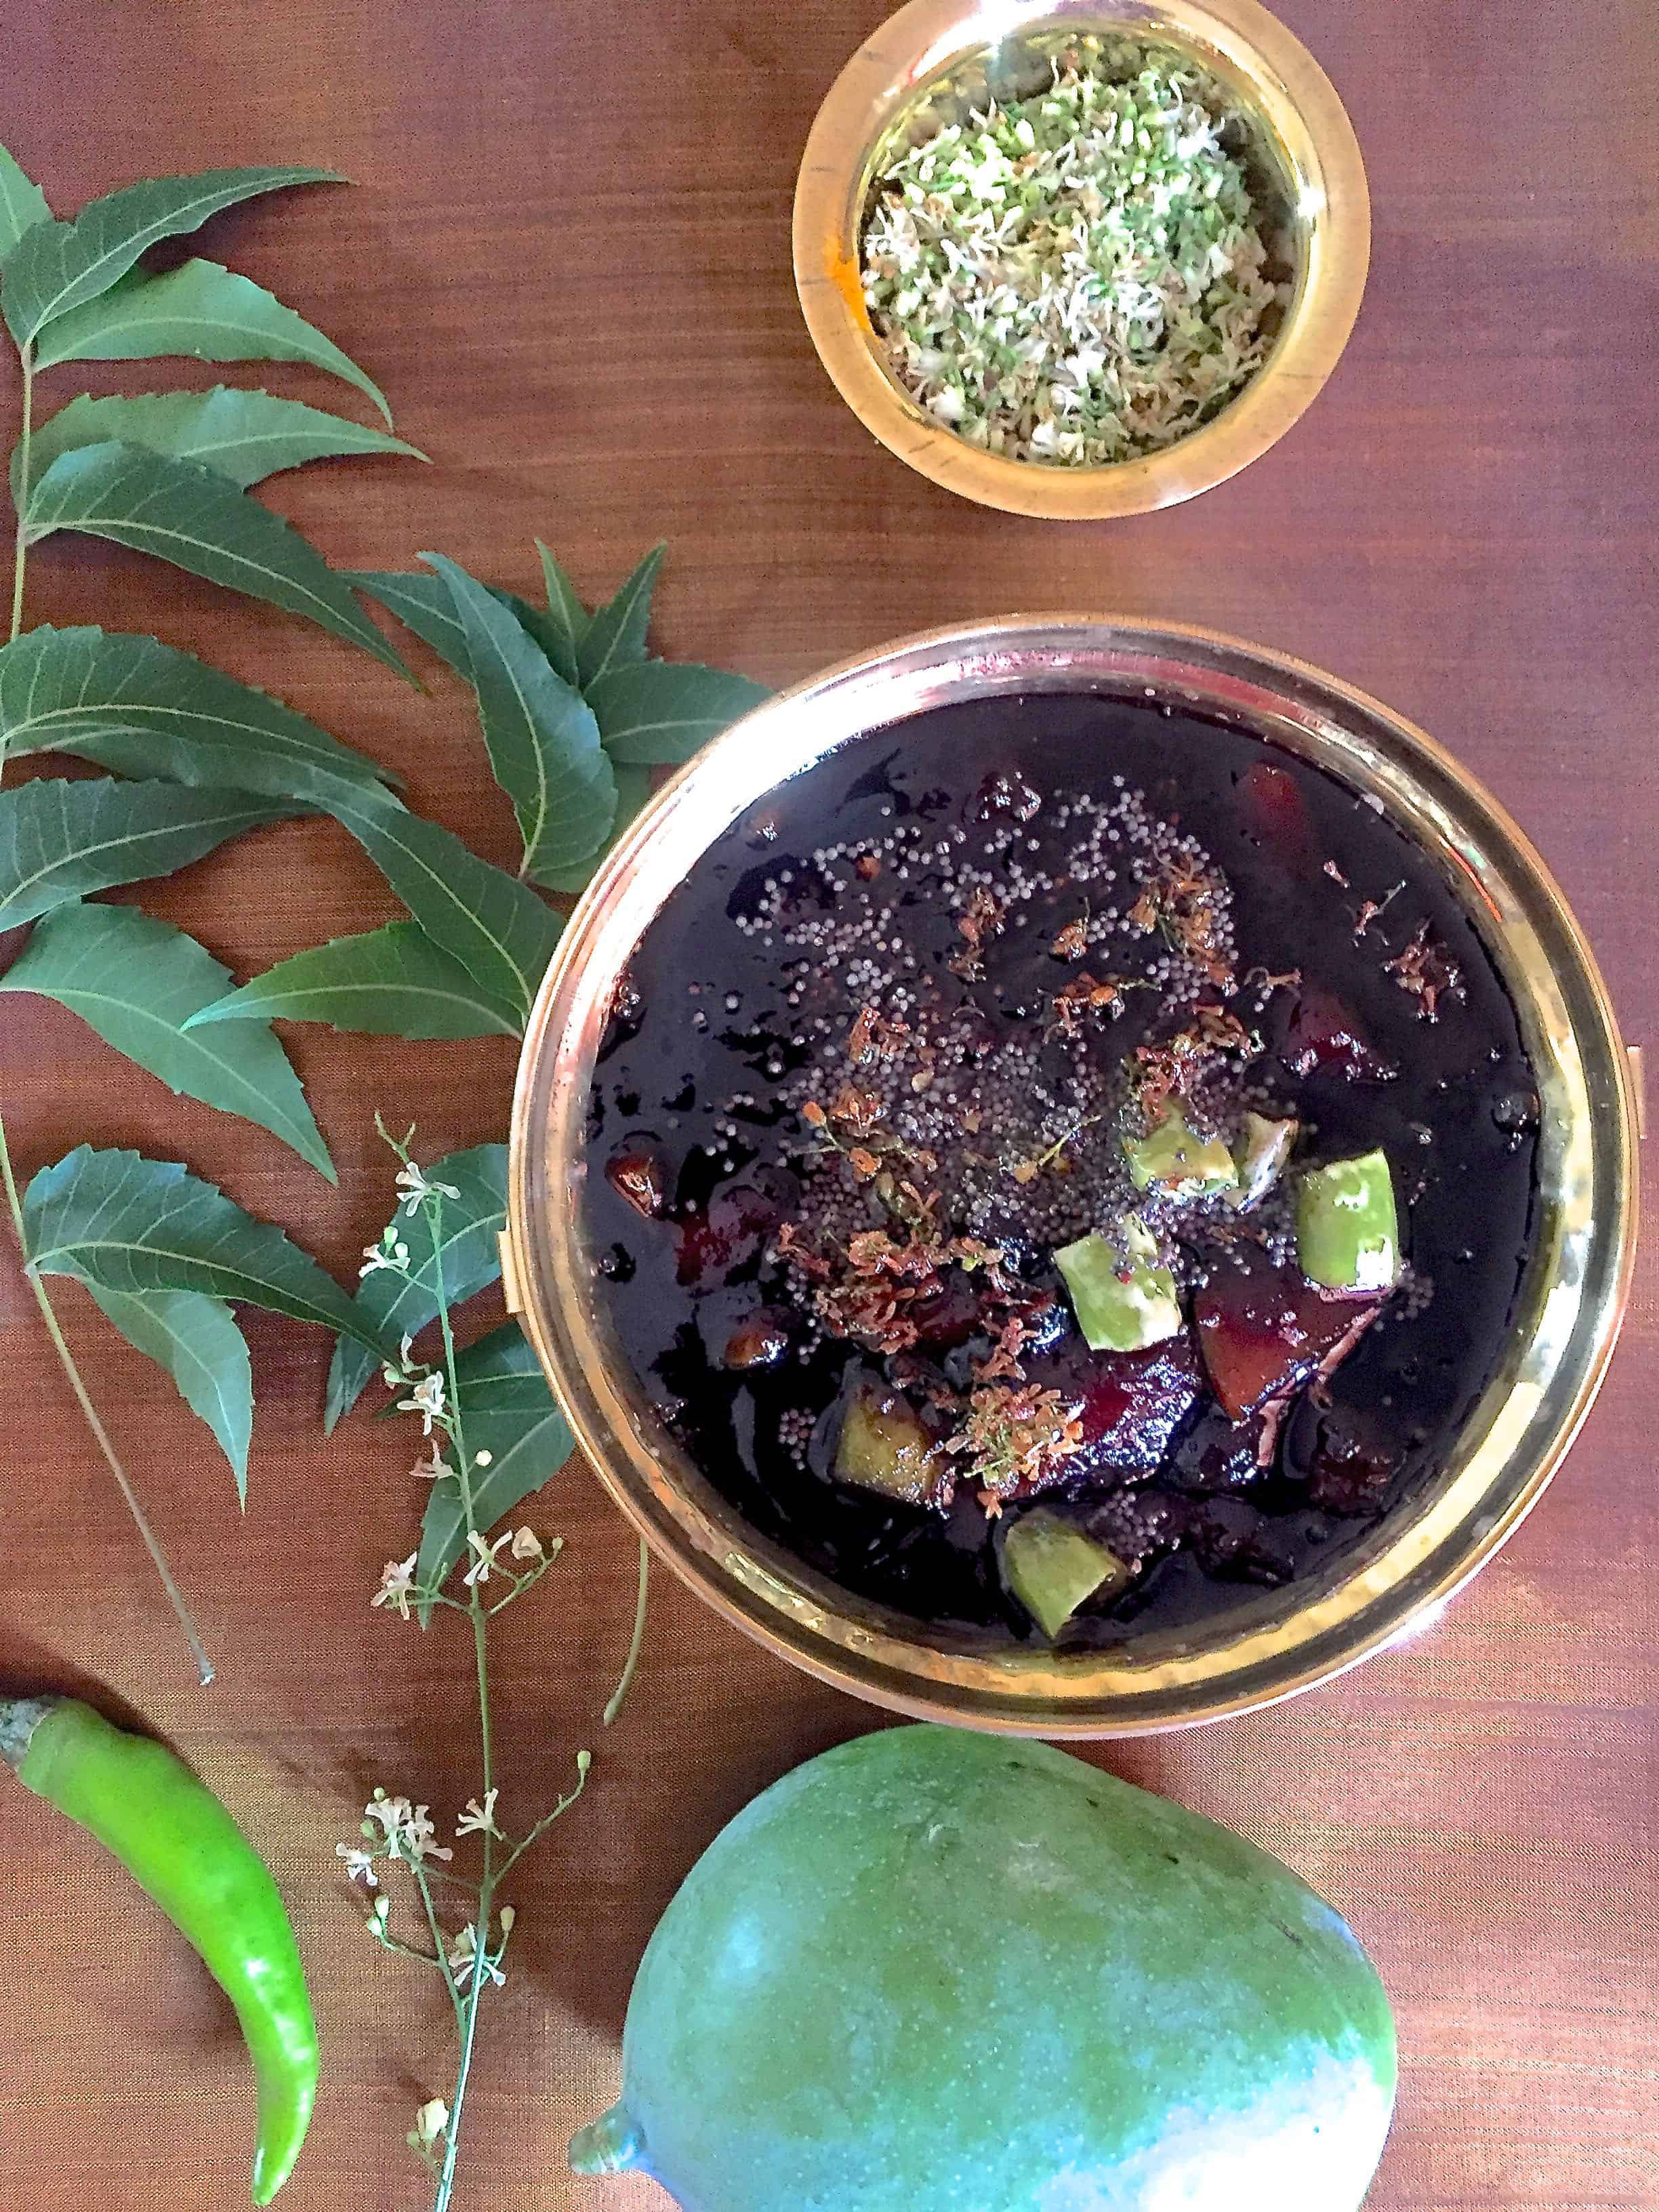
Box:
xmin=792 ymin=0 xmax=1370 ymax=518
xmin=506 ymin=619 xmax=1639 ymax=1736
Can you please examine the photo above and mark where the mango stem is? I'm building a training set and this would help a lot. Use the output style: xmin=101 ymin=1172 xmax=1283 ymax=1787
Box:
xmin=568 ymin=2102 xmax=642 ymax=2175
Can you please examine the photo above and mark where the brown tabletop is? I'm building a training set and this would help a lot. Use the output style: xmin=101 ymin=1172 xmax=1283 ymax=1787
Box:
xmin=2 ymin=3 xmax=1655 ymax=2207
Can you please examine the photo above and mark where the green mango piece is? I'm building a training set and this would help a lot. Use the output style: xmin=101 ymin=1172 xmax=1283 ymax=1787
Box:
xmin=1054 ymin=1217 xmax=1181 ymax=1351
xmin=570 ymin=1726 xmax=1397 ymax=2212
xmin=1297 ymin=1149 xmax=1399 ymax=1292
xmin=1225 ymin=1111 xmax=1298 ymax=1210
xmin=1002 ymin=1507 xmax=1130 ymax=1636
xmin=1124 ymin=1103 xmax=1238 ymax=1197
xmin=834 ymin=1385 xmax=945 ymax=1505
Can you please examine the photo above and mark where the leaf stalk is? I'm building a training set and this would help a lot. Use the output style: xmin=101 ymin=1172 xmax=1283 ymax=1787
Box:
xmin=0 ymin=1110 xmax=212 ymax=1681
xmin=2 ymin=333 xmax=211 ymax=1681
xmin=10 ymin=346 xmax=30 ymax=642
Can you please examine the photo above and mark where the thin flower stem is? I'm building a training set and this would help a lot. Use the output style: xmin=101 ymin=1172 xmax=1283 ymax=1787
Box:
xmin=495 ymin=1763 xmax=590 ymax=1881
xmin=370 ymin=1926 xmax=445 ymax=1969
xmin=604 ymin=1539 xmax=650 ymax=1728
xmin=414 ymin=1864 xmax=478 ymax=1893
xmin=425 ymin=1195 xmax=494 ymax=1896
xmin=409 ymin=1860 xmax=465 ymax=2031
xmin=432 ymin=1972 xmax=486 ymax=2212
xmin=470 ymin=1603 xmax=493 ymax=1868
xmin=368 ymin=1141 xmax=611 ymax=2212
xmin=367 ymin=1853 xmax=475 ymax=1894
xmin=418 ymin=1184 xmax=501 ymax=2212
xmin=484 ymin=1551 xmax=558 ymax=1616
xmin=0 ymin=1107 xmax=213 ymax=1683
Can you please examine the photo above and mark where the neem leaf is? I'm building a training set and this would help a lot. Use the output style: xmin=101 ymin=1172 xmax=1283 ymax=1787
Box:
xmin=537 ymin=760 xmax=650 ymax=893
xmin=588 ymin=660 xmax=773 ymax=765
xmin=533 ymin=540 xmax=587 ymax=685
xmin=22 ymin=443 xmax=411 ymax=679
xmin=328 ymin=790 xmax=564 ymax=1023
xmin=416 ymin=1329 xmax=575 ymax=1593
xmin=374 ymin=1315 xmax=547 ymax=1420
xmin=536 ymin=541 xmax=589 ymax=638
xmin=343 ymin=569 xmax=472 ymax=676
xmin=83 ymin=1283 xmax=253 ymax=1504
xmin=16 ymin=388 xmax=423 ymax=501
xmin=0 ymin=777 xmax=298 ymax=929
xmin=32 ymin=258 xmax=392 ymax=425
xmin=509 ymin=593 xmax=583 ymax=690
xmin=184 ymin=920 xmax=524 ymax=1040
xmin=0 ymin=625 xmax=395 ymax=808
xmin=422 ymin=552 xmax=616 ymax=884
xmin=0 ymin=903 xmax=336 ymax=1181
xmin=324 ymin=1143 xmax=508 ymax=1430
xmin=22 ymin=1144 xmax=382 ymax=1348
xmin=348 ymin=569 xmax=577 ymax=689
xmin=577 ymin=542 xmax=665 ymax=688
xmin=3 ymin=165 xmax=340 ymax=347
xmin=0 ymin=143 xmax=52 ymax=263
xmin=450 ymin=1400 xmax=575 ymax=1532
xmin=451 ymin=1319 xmax=557 ymax=1409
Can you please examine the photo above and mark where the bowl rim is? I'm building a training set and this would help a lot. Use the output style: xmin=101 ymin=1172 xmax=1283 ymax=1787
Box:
xmin=792 ymin=0 xmax=1372 ymax=519
xmin=506 ymin=615 xmax=1639 ymax=1736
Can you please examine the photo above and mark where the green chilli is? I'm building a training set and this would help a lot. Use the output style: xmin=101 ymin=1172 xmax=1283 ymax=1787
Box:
xmin=1 ymin=1696 xmax=318 ymax=2203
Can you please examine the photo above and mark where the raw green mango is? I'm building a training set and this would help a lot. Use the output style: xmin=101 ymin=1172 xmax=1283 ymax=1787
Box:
xmin=571 ymin=1724 xmax=1395 ymax=2211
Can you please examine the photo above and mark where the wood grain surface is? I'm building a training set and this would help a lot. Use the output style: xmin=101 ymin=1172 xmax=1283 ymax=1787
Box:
xmin=1 ymin=3 xmax=1654 ymax=2207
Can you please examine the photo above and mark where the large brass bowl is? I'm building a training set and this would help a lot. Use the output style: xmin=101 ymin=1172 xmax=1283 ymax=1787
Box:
xmin=505 ymin=619 xmax=1639 ymax=1736
xmin=792 ymin=0 xmax=1371 ymax=518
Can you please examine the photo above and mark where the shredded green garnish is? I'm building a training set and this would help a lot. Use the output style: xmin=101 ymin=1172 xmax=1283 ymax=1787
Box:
xmin=861 ymin=53 xmax=1285 ymax=467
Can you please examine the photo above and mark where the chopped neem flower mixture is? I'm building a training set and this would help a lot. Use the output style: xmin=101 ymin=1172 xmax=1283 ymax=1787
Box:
xmin=861 ymin=55 xmax=1284 ymax=465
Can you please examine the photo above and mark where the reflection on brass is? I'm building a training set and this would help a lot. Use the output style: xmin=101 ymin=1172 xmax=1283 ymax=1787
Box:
xmin=792 ymin=0 xmax=1371 ymax=519
xmin=508 ymin=619 xmax=1639 ymax=1737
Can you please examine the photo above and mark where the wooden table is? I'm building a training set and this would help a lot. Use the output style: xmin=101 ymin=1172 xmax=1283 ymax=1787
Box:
xmin=2 ymin=3 xmax=1654 ymax=2206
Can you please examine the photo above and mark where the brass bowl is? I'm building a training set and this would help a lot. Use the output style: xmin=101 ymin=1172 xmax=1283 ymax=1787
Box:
xmin=792 ymin=0 xmax=1370 ymax=518
xmin=506 ymin=619 xmax=1639 ymax=1736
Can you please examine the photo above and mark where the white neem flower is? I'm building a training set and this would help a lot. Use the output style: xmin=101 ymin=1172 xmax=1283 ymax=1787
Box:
xmin=447 ymin=1922 xmax=505 ymax=1990
xmin=403 ymin=1805 xmax=454 ymax=1866
xmin=335 ymin=1844 xmax=380 ymax=1887
xmin=410 ymin=2098 xmax=449 ymax=2152
xmin=509 ymin=1526 xmax=542 ymax=1562
xmin=359 ymin=1242 xmax=405 ymax=1279
xmin=398 ymin=1372 xmax=447 ymax=1434
xmin=455 ymin=1788 xmax=500 ymax=1839
xmin=371 ymin=1553 xmax=419 ymax=1620
xmin=359 ymin=1790 xmax=449 ymax=1866
xmin=462 ymin=1530 xmax=513 ymax=1586
xmin=411 ymin=1442 xmax=453 ymax=1483
xmin=395 ymin=1161 xmax=462 ymax=1216
xmin=365 ymin=1790 xmax=415 ymax=1841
